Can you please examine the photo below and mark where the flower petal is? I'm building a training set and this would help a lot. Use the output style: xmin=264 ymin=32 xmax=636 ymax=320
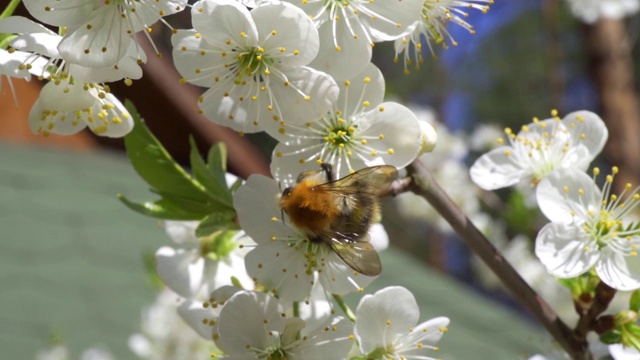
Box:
xmin=233 ymin=175 xmax=293 ymax=243
xmin=355 ymin=286 xmax=419 ymax=354
xmin=155 ymin=246 xmax=204 ymax=298
xmin=309 ymin=19 xmax=371 ymax=81
xmin=85 ymin=91 xmax=134 ymax=138
xmin=244 ymin=241 xmax=314 ymax=301
xmin=251 ymin=2 xmax=319 ymax=66
xmin=562 ymin=110 xmax=608 ymax=166
xmin=191 ymin=0 xmax=258 ymax=49
xmin=469 ymin=146 xmax=527 ymax=190
xmin=535 ymin=222 xmax=599 ymax=278
xmin=58 ymin=7 xmax=132 ymax=67
xmin=339 ymin=62 xmax=385 ymax=119
xmin=536 ymin=168 xmax=601 ymax=224
xmin=215 ymin=291 xmax=286 ymax=355
xmin=356 ymin=101 xmax=421 ymax=169
xmin=595 ymin=247 xmax=640 ymax=291
xmin=265 ymin=66 xmax=338 ymax=127
xmin=288 ymin=317 xmax=354 ymax=360
xmin=23 ymin=0 xmax=96 ymax=26
xmin=364 ymin=0 xmax=423 ymax=41
xmin=164 ymin=221 xmax=200 ymax=246
xmin=177 ymin=298 xmax=220 ymax=340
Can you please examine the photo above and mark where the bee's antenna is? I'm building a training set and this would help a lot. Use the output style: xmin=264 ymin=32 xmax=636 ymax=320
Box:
xmin=280 ymin=207 xmax=286 ymax=225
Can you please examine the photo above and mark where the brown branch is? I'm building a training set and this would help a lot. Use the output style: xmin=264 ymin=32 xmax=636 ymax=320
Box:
xmin=404 ymin=160 xmax=592 ymax=360
xmin=583 ymin=19 xmax=640 ymax=192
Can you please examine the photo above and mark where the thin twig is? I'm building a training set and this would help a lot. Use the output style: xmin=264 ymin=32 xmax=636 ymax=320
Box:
xmin=575 ymin=282 xmax=616 ymax=338
xmin=403 ymin=160 xmax=591 ymax=360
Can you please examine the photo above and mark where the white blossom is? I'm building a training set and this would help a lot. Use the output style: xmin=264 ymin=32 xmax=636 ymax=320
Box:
xmin=172 ymin=0 xmax=338 ymax=137
xmin=535 ymin=167 xmax=640 ymax=290
xmin=280 ymin=0 xmax=423 ymax=80
xmin=470 ymin=110 xmax=608 ymax=190
xmin=22 ymin=0 xmax=186 ymax=67
xmin=394 ymin=0 xmax=492 ymax=73
xmin=212 ymin=290 xmax=353 ymax=359
xmin=156 ymin=222 xmax=254 ymax=299
xmin=271 ymin=62 xmax=421 ymax=183
xmin=354 ymin=286 xmax=449 ymax=359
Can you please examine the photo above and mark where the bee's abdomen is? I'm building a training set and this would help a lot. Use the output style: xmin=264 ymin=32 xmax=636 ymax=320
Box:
xmin=333 ymin=193 xmax=379 ymax=236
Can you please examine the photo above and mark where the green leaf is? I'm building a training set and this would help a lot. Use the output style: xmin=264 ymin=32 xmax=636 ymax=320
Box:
xmin=188 ymin=137 xmax=233 ymax=209
xmin=195 ymin=211 xmax=238 ymax=238
xmin=118 ymin=194 xmax=207 ymax=220
xmin=123 ymin=101 xmax=209 ymax=204
xmin=207 ymin=141 xmax=228 ymax=175
xmin=153 ymin=190 xmax=222 ymax=216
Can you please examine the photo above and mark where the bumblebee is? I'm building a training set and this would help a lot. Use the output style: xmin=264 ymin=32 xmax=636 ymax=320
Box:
xmin=279 ymin=164 xmax=398 ymax=276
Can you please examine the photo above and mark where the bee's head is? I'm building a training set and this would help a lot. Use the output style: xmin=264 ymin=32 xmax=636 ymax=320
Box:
xmin=281 ymin=186 xmax=293 ymax=199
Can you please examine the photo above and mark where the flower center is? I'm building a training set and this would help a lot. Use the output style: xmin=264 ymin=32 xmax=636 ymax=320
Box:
xmin=578 ymin=167 xmax=640 ymax=255
xmin=234 ymin=47 xmax=274 ymax=84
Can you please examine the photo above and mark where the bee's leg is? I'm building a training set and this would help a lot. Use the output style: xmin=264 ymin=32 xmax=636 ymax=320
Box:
xmin=320 ymin=163 xmax=334 ymax=181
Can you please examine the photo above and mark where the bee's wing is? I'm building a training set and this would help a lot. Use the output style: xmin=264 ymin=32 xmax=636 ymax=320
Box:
xmin=322 ymin=232 xmax=382 ymax=276
xmin=317 ymin=165 xmax=398 ymax=196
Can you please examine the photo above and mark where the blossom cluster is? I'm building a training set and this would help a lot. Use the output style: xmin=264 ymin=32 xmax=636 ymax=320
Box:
xmin=469 ymin=109 xmax=640 ymax=353
xmin=0 ymin=0 xmax=499 ymax=358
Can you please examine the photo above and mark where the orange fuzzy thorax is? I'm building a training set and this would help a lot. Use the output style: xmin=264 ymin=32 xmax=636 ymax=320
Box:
xmin=280 ymin=179 xmax=338 ymax=234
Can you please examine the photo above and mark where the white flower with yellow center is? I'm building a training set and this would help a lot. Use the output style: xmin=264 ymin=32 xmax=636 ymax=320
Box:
xmin=394 ymin=0 xmax=492 ymax=73
xmin=22 ymin=0 xmax=186 ymax=67
xmin=0 ymin=16 xmax=146 ymax=84
xmin=535 ymin=167 xmax=640 ymax=291
xmin=470 ymin=110 xmax=608 ymax=190
xmin=354 ymin=286 xmax=450 ymax=360
xmin=212 ymin=290 xmax=353 ymax=360
xmin=28 ymin=76 xmax=133 ymax=137
xmin=280 ymin=0 xmax=423 ymax=80
xmin=172 ymin=0 xmax=338 ymax=137
xmin=156 ymin=221 xmax=255 ymax=300
xmin=270 ymin=62 xmax=421 ymax=182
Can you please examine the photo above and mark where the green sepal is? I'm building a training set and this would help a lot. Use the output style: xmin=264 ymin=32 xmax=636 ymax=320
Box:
xmin=229 ymin=177 xmax=243 ymax=193
xmin=630 ymin=290 xmax=640 ymax=312
xmin=0 ymin=34 xmax=17 ymax=51
xmin=230 ymin=276 xmax=244 ymax=289
xmin=189 ymin=137 xmax=233 ymax=209
xmin=196 ymin=211 xmax=238 ymax=238
xmin=117 ymin=195 xmax=206 ymax=220
xmin=627 ymin=323 xmax=640 ymax=337
xmin=141 ymin=249 xmax=164 ymax=289
xmin=600 ymin=330 xmax=622 ymax=344
xmin=123 ymin=101 xmax=210 ymax=205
